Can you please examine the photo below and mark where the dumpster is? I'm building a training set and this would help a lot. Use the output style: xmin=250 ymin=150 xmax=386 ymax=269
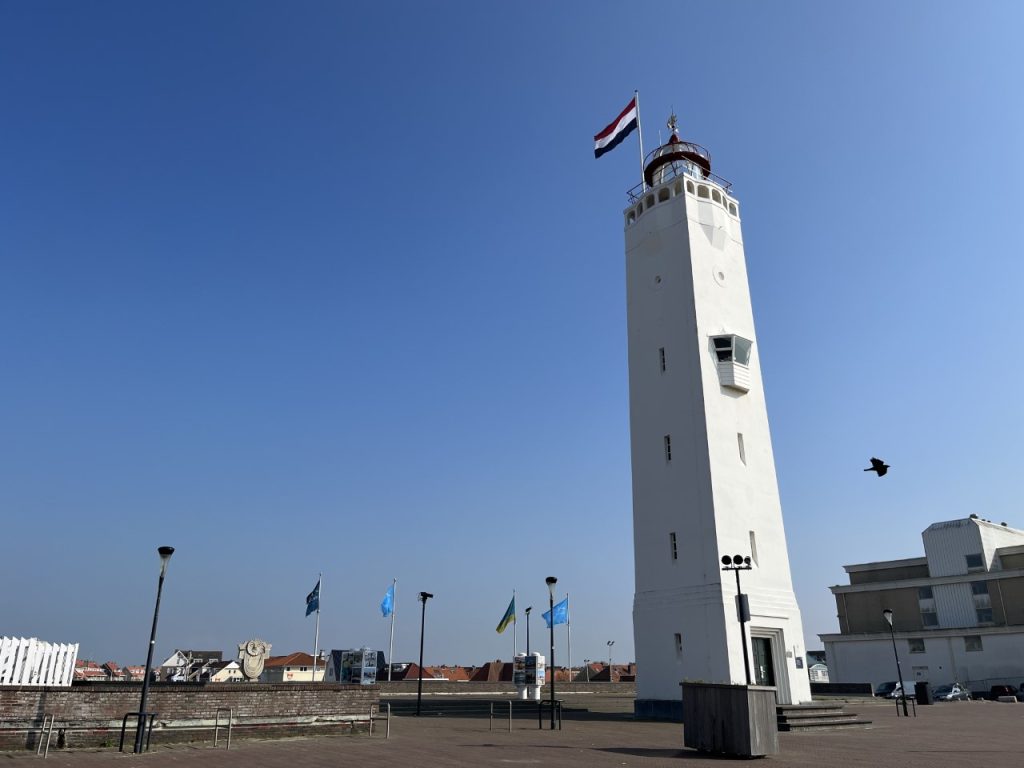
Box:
xmin=914 ymin=681 xmax=933 ymax=705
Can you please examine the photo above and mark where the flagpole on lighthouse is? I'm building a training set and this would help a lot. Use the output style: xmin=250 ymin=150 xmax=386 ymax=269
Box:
xmin=312 ymin=572 xmax=321 ymax=682
xmin=388 ymin=578 xmax=397 ymax=682
xmin=635 ymin=90 xmax=646 ymax=192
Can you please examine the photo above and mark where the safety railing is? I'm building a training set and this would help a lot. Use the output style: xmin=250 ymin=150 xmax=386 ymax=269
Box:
xmin=368 ymin=702 xmax=391 ymax=739
xmin=537 ymin=699 xmax=563 ymax=730
xmin=118 ymin=712 xmax=157 ymax=753
xmin=627 ymin=162 xmax=735 ymax=204
xmin=214 ymin=707 xmax=233 ymax=749
xmin=35 ymin=714 xmax=55 ymax=758
xmin=489 ymin=700 xmax=512 ymax=732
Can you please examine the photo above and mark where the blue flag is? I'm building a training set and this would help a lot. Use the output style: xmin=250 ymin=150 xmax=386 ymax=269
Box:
xmin=305 ymin=578 xmax=320 ymax=617
xmin=542 ymin=597 xmax=568 ymax=628
xmin=381 ymin=583 xmax=395 ymax=617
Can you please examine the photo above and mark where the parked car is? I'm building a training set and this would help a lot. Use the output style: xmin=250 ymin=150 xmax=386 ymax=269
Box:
xmin=988 ymin=684 xmax=1018 ymax=700
xmin=875 ymin=681 xmax=904 ymax=699
xmin=1017 ymin=685 xmax=1024 ymax=703
xmin=933 ymin=684 xmax=971 ymax=701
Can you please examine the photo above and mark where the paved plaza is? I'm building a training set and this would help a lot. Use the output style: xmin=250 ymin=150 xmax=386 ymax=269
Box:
xmin=4 ymin=697 xmax=1022 ymax=767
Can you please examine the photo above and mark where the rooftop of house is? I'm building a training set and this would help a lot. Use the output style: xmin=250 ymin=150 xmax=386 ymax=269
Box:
xmin=264 ymin=652 xmax=316 ymax=668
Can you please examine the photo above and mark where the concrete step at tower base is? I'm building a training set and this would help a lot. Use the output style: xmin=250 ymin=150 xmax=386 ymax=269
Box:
xmin=777 ymin=703 xmax=872 ymax=731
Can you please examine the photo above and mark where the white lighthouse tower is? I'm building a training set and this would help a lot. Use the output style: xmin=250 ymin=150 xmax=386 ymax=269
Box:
xmin=626 ymin=117 xmax=812 ymax=718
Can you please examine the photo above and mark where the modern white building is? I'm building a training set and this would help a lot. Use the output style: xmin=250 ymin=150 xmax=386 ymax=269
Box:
xmin=625 ymin=120 xmax=812 ymax=718
xmin=821 ymin=517 xmax=1024 ymax=693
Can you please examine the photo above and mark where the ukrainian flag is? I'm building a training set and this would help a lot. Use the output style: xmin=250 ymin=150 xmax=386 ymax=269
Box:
xmin=495 ymin=595 xmax=516 ymax=634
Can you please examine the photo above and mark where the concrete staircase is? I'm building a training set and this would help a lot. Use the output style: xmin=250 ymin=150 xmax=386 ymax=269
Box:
xmin=776 ymin=703 xmax=872 ymax=731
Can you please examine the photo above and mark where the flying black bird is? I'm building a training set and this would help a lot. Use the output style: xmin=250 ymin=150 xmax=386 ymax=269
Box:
xmin=864 ymin=457 xmax=890 ymax=477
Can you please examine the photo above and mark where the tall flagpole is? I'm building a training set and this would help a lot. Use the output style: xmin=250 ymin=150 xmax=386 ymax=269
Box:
xmin=512 ymin=589 xmax=517 ymax=662
xmin=566 ymin=593 xmax=572 ymax=683
xmin=388 ymin=578 xmax=397 ymax=682
xmin=635 ymin=89 xmax=646 ymax=192
xmin=312 ymin=572 xmax=321 ymax=682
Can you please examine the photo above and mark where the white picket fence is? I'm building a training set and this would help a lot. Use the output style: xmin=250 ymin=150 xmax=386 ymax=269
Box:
xmin=0 ymin=637 xmax=79 ymax=687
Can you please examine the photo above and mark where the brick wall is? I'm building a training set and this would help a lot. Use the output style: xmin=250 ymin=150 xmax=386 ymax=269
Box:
xmin=0 ymin=682 xmax=380 ymax=751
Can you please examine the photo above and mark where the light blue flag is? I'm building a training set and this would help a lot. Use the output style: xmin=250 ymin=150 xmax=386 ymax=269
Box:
xmin=542 ymin=597 xmax=569 ymax=628
xmin=380 ymin=583 xmax=395 ymax=617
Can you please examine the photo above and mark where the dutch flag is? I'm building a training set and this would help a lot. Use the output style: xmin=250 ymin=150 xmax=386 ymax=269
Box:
xmin=593 ymin=97 xmax=638 ymax=159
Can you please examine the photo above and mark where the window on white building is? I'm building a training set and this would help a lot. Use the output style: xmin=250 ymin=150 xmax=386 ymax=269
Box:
xmin=964 ymin=636 xmax=983 ymax=652
xmin=908 ymin=638 xmax=925 ymax=653
xmin=965 ymin=553 xmax=985 ymax=572
xmin=971 ymin=581 xmax=993 ymax=623
xmin=737 ymin=433 xmax=746 ymax=465
xmin=917 ymin=585 xmax=938 ymax=627
xmin=712 ymin=336 xmax=752 ymax=365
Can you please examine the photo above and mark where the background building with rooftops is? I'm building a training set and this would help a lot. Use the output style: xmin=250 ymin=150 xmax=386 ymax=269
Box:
xmin=259 ymin=652 xmax=325 ymax=682
xmin=821 ymin=516 xmax=1024 ymax=693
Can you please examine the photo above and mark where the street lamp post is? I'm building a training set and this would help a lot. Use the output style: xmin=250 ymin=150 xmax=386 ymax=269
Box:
xmin=607 ymin=640 xmax=615 ymax=683
xmin=584 ymin=659 xmax=590 ymax=683
xmin=883 ymin=608 xmax=909 ymax=717
xmin=721 ymin=554 xmax=753 ymax=685
xmin=416 ymin=591 xmax=433 ymax=716
xmin=135 ymin=546 xmax=174 ymax=754
xmin=525 ymin=606 xmax=532 ymax=654
xmin=545 ymin=576 xmax=557 ymax=730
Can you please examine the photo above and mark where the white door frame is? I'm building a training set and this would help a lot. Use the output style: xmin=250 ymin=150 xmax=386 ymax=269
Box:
xmin=749 ymin=626 xmax=791 ymax=704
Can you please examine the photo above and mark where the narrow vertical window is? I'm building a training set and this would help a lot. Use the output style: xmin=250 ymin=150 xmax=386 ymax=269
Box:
xmin=737 ymin=433 xmax=746 ymax=464
xmin=659 ymin=347 xmax=666 ymax=372
xmin=670 ymin=532 xmax=678 ymax=560
xmin=674 ymin=633 xmax=683 ymax=655
xmin=749 ymin=530 xmax=758 ymax=566
xmin=664 ymin=435 xmax=672 ymax=462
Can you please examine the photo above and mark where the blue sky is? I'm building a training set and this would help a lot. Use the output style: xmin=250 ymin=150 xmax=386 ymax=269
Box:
xmin=2 ymin=1 xmax=1022 ymax=669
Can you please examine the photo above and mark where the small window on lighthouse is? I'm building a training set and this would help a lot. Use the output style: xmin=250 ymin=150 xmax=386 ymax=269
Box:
xmin=670 ymin=532 xmax=678 ymax=560
xmin=659 ymin=347 xmax=666 ymax=372
xmin=674 ymin=633 xmax=683 ymax=655
xmin=711 ymin=335 xmax=753 ymax=393
xmin=664 ymin=435 xmax=672 ymax=462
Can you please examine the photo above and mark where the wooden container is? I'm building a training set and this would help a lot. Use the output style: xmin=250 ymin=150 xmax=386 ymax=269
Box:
xmin=681 ymin=682 xmax=778 ymax=757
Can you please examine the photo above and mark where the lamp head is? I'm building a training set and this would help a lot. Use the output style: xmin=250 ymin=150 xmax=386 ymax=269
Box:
xmin=545 ymin=576 xmax=557 ymax=597
xmin=607 ymin=640 xmax=614 ymax=647
xmin=721 ymin=555 xmax=731 ymax=566
xmin=419 ymin=591 xmax=433 ymax=601
xmin=732 ymin=554 xmax=744 ymax=566
xmin=525 ymin=606 xmax=532 ymax=615
xmin=158 ymin=546 xmax=175 ymax=576
xmin=882 ymin=608 xmax=893 ymax=627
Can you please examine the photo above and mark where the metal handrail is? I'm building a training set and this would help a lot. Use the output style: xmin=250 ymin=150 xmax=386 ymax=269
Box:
xmin=536 ymin=699 xmax=562 ymax=730
xmin=35 ymin=713 xmax=55 ymax=758
xmin=118 ymin=712 xmax=157 ymax=753
xmin=488 ymin=700 xmax=512 ymax=732
xmin=367 ymin=702 xmax=391 ymax=739
xmin=214 ymin=708 xmax=233 ymax=749
xmin=627 ymin=163 xmax=735 ymax=204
